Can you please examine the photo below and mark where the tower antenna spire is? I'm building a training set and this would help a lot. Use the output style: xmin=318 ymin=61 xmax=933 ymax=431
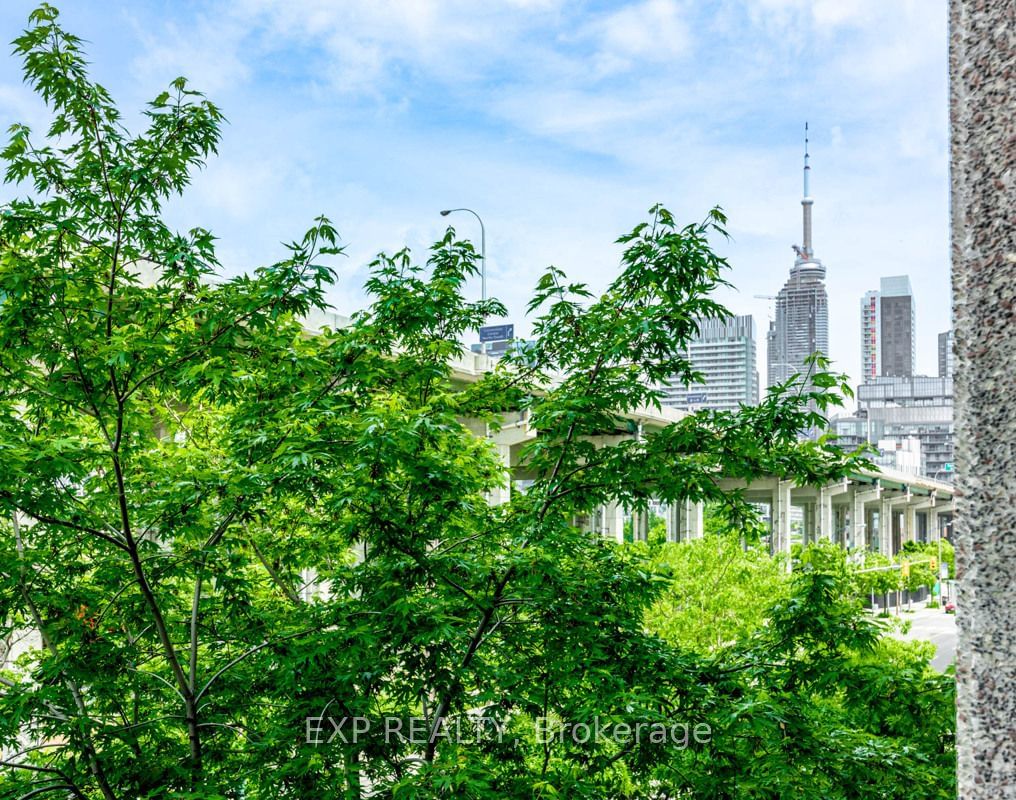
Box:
xmin=800 ymin=121 xmax=814 ymax=260
xmin=804 ymin=121 xmax=810 ymax=196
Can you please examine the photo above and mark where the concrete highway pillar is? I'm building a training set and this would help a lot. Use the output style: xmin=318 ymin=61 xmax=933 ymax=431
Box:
xmin=818 ymin=487 xmax=834 ymax=542
xmin=950 ymin=0 xmax=1016 ymax=793
xmin=487 ymin=443 xmax=514 ymax=506
xmin=841 ymin=488 xmax=855 ymax=548
xmin=600 ymin=501 xmax=625 ymax=544
xmin=908 ymin=498 xmax=937 ymax=544
xmin=771 ymin=481 xmax=792 ymax=559
xmin=663 ymin=502 xmax=680 ymax=543
xmin=852 ymin=486 xmax=880 ymax=552
xmin=633 ymin=509 xmax=650 ymax=542
xmin=903 ymin=503 xmax=917 ymax=547
xmin=881 ymin=494 xmax=914 ymax=556
xmin=679 ymin=499 xmax=703 ymax=541
xmin=851 ymin=492 xmax=864 ymax=551
xmin=878 ymin=496 xmax=894 ymax=557
xmin=802 ymin=502 xmax=816 ymax=545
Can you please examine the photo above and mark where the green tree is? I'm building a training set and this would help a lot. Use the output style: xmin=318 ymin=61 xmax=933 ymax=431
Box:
xmin=645 ymin=540 xmax=955 ymax=797
xmin=646 ymin=534 xmax=789 ymax=651
xmin=679 ymin=561 xmax=956 ymax=799
xmin=854 ymin=551 xmax=900 ymax=602
xmin=900 ymin=538 xmax=955 ymax=580
xmin=0 ymin=7 xmax=951 ymax=799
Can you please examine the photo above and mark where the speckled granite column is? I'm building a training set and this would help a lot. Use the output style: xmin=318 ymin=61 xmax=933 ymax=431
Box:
xmin=950 ymin=0 xmax=1016 ymax=796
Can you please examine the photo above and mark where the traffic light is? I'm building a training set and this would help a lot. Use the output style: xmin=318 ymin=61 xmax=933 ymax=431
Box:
xmin=930 ymin=557 xmax=937 ymax=572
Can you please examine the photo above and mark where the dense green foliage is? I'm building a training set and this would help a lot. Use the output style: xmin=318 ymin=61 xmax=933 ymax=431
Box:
xmin=901 ymin=538 xmax=955 ymax=580
xmin=0 ymin=8 xmax=954 ymax=799
xmin=646 ymin=535 xmax=789 ymax=651
xmin=646 ymin=540 xmax=956 ymax=797
xmin=677 ymin=551 xmax=955 ymax=799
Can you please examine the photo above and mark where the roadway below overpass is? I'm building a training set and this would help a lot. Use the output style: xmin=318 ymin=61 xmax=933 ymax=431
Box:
xmin=893 ymin=603 xmax=958 ymax=672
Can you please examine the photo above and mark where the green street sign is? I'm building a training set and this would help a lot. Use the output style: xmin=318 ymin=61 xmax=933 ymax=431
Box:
xmin=944 ymin=463 xmax=954 ymax=472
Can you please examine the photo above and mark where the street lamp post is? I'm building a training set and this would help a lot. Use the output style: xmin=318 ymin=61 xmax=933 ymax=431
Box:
xmin=440 ymin=208 xmax=486 ymax=302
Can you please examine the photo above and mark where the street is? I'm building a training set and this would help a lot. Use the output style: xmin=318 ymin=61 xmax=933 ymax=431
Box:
xmin=890 ymin=605 xmax=958 ymax=672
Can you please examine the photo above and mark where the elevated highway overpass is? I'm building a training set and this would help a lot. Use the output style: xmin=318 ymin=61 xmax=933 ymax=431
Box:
xmin=305 ymin=310 xmax=956 ymax=557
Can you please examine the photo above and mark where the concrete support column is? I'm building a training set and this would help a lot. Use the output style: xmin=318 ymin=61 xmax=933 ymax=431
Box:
xmin=632 ymin=509 xmax=650 ymax=542
xmin=950 ymin=1 xmax=1016 ymax=793
xmin=818 ymin=487 xmax=834 ymax=542
xmin=842 ymin=488 xmax=856 ymax=548
xmin=802 ymin=502 xmax=816 ymax=545
xmin=771 ymin=481 xmax=792 ymax=559
xmin=852 ymin=486 xmax=880 ymax=552
xmin=679 ymin=499 xmax=703 ymax=541
xmin=663 ymin=502 xmax=680 ymax=543
xmin=851 ymin=492 xmax=864 ymax=551
xmin=903 ymin=503 xmax=917 ymax=547
xmin=600 ymin=502 xmax=625 ymax=544
xmin=878 ymin=496 xmax=894 ymax=557
xmin=487 ymin=443 xmax=514 ymax=506
xmin=881 ymin=494 xmax=913 ymax=556
xmin=905 ymin=498 xmax=936 ymax=544
xmin=487 ymin=414 xmax=534 ymax=507
xmin=830 ymin=503 xmax=842 ymax=546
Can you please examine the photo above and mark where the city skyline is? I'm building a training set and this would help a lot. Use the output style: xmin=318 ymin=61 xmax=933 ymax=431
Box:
xmin=0 ymin=1 xmax=951 ymax=391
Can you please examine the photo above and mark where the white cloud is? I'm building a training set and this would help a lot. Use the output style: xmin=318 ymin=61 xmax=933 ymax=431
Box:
xmin=0 ymin=82 xmax=49 ymax=132
xmin=580 ymin=0 xmax=691 ymax=75
xmin=129 ymin=15 xmax=251 ymax=96
xmin=216 ymin=0 xmax=569 ymax=94
xmin=188 ymin=158 xmax=286 ymax=220
xmin=747 ymin=0 xmax=877 ymax=31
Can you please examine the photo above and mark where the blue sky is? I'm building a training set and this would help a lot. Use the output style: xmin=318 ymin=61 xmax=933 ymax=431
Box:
xmin=0 ymin=0 xmax=950 ymax=392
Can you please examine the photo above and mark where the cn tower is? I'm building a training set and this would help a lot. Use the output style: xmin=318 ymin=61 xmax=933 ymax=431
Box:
xmin=765 ymin=123 xmax=830 ymax=393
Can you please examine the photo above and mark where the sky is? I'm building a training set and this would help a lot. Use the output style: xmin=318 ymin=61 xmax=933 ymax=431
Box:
xmin=0 ymin=0 xmax=951 ymax=395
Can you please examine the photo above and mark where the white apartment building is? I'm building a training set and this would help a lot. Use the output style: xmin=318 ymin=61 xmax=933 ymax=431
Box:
xmin=661 ymin=315 xmax=759 ymax=412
